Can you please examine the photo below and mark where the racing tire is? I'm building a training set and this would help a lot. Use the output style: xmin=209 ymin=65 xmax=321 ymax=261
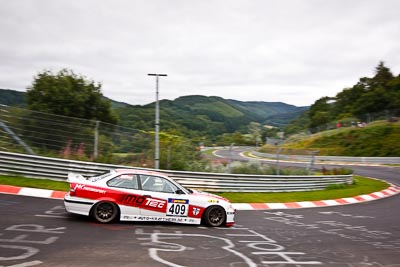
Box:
xmin=202 ymin=205 xmax=226 ymax=227
xmin=92 ymin=201 xmax=119 ymax=223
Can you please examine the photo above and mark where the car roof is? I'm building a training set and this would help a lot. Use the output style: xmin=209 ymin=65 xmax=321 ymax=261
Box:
xmin=113 ymin=168 xmax=169 ymax=178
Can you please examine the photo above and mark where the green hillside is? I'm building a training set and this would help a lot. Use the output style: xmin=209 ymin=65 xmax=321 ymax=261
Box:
xmin=226 ymin=99 xmax=302 ymax=119
xmin=270 ymin=120 xmax=400 ymax=156
xmin=114 ymin=95 xmax=305 ymax=136
xmin=0 ymin=89 xmax=26 ymax=107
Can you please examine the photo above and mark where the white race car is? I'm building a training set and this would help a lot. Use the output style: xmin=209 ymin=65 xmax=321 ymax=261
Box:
xmin=64 ymin=169 xmax=235 ymax=227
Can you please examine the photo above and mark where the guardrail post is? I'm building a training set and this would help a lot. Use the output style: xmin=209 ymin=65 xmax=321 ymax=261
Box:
xmin=227 ymin=143 xmax=234 ymax=173
xmin=306 ymin=150 xmax=319 ymax=174
xmin=93 ymin=120 xmax=99 ymax=159
xmin=276 ymin=148 xmax=283 ymax=175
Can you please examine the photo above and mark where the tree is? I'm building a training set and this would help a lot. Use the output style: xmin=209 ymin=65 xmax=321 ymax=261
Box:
xmin=387 ymin=76 xmax=400 ymax=108
xmin=26 ymin=69 xmax=118 ymax=124
xmin=307 ymin=97 xmax=334 ymax=130
xmin=371 ymin=61 xmax=394 ymax=88
xmin=248 ymin=122 xmax=262 ymax=146
xmin=352 ymin=62 xmax=395 ymax=116
xmin=333 ymin=85 xmax=365 ymax=116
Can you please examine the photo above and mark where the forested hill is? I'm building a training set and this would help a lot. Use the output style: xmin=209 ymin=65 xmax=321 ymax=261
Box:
xmin=114 ymin=95 xmax=307 ymax=136
xmin=0 ymin=89 xmax=26 ymax=107
xmin=0 ymin=89 xmax=307 ymax=136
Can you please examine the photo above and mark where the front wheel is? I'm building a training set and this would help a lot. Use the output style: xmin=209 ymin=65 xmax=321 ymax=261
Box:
xmin=92 ymin=201 xmax=119 ymax=223
xmin=202 ymin=206 xmax=226 ymax=227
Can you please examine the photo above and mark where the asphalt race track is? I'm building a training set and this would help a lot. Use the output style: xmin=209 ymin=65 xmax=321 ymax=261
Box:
xmin=1 ymin=193 xmax=399 ymax=267
xmin=1 ymin=148 xmax=400 ymax=266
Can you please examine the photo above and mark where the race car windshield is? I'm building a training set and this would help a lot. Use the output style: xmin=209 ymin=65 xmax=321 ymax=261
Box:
xmin=172 ymin=180 xmax=193 ymax=194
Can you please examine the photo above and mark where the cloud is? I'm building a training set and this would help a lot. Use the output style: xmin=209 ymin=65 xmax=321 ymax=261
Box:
xmin=1 ymin=0 xmax=399 ymax=106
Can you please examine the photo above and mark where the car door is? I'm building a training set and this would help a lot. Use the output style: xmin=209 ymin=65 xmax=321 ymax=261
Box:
xmin=106 ymin=173 xmax=143 ymax=217
xmin=138 ymin=175 xmax=189 ymax=219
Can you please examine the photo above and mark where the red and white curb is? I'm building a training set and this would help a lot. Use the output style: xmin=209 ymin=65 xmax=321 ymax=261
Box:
xmin=1 ymin=184 xmax=399 ymax=211
xmin=0 ymin=185 xmax=67 ymax=199
xmin=232 ymin=185 xmax=400 ymax=210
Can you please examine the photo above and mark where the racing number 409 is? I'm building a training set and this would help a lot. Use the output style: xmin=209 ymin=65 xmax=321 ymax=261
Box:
xmin=167 ymin=198 xmax=189 ymax=217
xmin=168 ymin=204 xmax=186 ymax=216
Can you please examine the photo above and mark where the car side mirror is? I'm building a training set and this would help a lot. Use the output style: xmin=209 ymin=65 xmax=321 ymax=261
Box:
xmin=175 ymin=189 xmax=185 ymax=195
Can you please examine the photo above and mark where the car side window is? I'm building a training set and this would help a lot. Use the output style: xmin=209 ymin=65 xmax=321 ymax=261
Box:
xmin=140 ymin=175 xmax=179 ymax=193
xmin=107 ymin=174 xmax=138 ymax=189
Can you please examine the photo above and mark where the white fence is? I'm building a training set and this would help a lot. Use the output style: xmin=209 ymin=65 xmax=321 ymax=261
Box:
xmin=0 ymin=151 xmax=353 ymax=192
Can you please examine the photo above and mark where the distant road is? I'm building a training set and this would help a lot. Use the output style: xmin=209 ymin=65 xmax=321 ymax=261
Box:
xmin=214 ymin=146 xmax=400 ymax=186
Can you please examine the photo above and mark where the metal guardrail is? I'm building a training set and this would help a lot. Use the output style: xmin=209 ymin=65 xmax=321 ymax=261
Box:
xmin=0 ymin=151 xmax=353 ymax=192
xmin=252 ymin=151 xmax=400 ymax=164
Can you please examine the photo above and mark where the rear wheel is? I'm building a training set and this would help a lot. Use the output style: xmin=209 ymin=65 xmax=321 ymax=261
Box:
xmin=92 ymin=202 xmax=119 ymax=223
xmin=202 ymin=206 xmax=226 ymax=227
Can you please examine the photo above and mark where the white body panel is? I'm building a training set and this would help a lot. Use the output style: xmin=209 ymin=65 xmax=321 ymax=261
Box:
xmin=64 ymin=169 xmax=235 ymax=226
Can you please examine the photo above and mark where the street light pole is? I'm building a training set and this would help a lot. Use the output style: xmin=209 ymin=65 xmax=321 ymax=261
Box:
xmin=148 ymin=73 xmax=167 ymax=169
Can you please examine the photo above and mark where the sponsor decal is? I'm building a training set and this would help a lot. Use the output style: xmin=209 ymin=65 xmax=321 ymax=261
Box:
xmin=168 ymin=199 xmax=189 ymax=204
xmin=73 ymin=184 xmax=106 ymax=194
xmin=192 ymin=207 xmax=200 ymax=216
xmin=120 ymin=195 xmax=166 ymax=210
xmin=207 ymin=199 xmax=219 ymax=203
xmin=123 ymin=215 xmax=196 ymax=223
xmin=121 ymin=194 xmax=147 ymax=205
xmin=145 ymin=198 xmax=165 ymax=209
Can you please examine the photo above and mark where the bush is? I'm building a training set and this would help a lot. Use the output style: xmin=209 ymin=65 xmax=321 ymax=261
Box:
xmin=321 ymin=167 xmax=353 ymax=175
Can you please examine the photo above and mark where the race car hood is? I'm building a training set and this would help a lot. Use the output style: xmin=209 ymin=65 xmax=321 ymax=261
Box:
xmin=190 ymin=189 xmax=231 ymax=203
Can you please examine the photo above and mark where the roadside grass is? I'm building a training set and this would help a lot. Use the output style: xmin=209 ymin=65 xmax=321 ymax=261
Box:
xmin=0 ymin=176 xmax=70 ymax=192
xmin=215 ymin=176 xmax=389 ymax=203
xmin=261 ymin=120 xmax=400 ymax=157
xmin=0 ymin=175 xmax=389 ymax=203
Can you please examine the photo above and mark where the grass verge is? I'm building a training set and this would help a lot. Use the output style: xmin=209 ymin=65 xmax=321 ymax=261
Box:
xmin=217 ymin=176 xmax=389 ymax=203
xmin=0 ymin=176 xmax=70 ymax=192
xmin=0 ymin=175 xmax=389 ymax=203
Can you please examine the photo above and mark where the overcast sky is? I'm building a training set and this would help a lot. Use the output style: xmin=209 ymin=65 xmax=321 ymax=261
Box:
xmin=1 ymin=0 xmax=399 ymax=107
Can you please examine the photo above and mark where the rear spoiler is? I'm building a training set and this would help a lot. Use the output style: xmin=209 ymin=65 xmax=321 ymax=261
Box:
xmin=67 ymin=173 xmax=86 ymax=183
